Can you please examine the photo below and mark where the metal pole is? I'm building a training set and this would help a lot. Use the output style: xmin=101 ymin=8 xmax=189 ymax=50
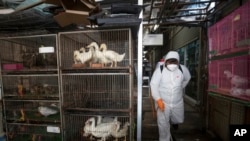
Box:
xmin=137 ymin=0 xmax=143 ymax=140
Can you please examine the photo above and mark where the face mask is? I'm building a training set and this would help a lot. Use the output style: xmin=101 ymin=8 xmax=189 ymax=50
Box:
xmin=167 ymin=64 xmax=178 ymax=71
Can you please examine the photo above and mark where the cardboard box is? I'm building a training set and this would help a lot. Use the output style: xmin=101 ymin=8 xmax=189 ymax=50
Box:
xmin=53 ymin=0 xmax=98 ymax=27
xmin=72 ymin=63 xmax=86 ymax=68
xmin=54 ymin=12 xmax=90 ymax=27
xmin=90 ymin=63 xmax=103 ymax=68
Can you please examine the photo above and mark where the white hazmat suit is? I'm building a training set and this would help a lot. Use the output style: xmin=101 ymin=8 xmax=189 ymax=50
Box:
xmin=150 ymin=51 xmax=191 ymax=141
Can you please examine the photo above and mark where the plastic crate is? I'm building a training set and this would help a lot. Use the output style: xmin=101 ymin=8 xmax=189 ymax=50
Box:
xmin=218 ymin=58 xmax=233 ymax=91
xmin=217 ymin=15 xmax=233 ymax=55
xmin=232 ymin=3 xmax=250 ymax=51
xmin=232 ymin=55 xmax=250 ymax=89
xmin=216 ymin=55 xmax=250 ymax=92
xmin=209 ymin=0 xmax=250 ymax=55
xmin=232 ymin=1 xmax=250 ymax=31
xmin=208 ymin=24 xmax=218 ymax=57
xmin=208 ymin=60 xmax=218 ymax=89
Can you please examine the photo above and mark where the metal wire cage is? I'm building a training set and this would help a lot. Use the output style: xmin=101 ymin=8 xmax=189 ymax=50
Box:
xmin=58 ymin=28 xmax=132 ymax=69
xmin=63 ymin=113 xmax=132 ymax=141
xmin=4 ymin=100 xmax=61 ymax=123
xmin=61 ymin=73 xmax=131 ymax=112
xmin=6 ymin=123 xmax=62 ymax=141
xmin=0 ymin=34 xmax=58 ymax=71
xmin=2 ymin=75 xmax=59 ymax=100
xmin=59 ymin=28 xmax=134 ymax=141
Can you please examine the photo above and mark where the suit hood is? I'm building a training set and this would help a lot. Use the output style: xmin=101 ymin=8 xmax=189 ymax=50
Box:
xmin=164 ymin=51 xmax=180 ymax=61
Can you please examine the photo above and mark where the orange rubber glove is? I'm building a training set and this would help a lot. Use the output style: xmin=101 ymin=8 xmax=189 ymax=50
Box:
xmin=157 ymin=99 xmax=165 ymax=111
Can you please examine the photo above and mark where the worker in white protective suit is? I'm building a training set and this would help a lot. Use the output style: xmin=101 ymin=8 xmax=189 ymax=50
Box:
xmin=150 ymin=51 xmax=191 ymax=141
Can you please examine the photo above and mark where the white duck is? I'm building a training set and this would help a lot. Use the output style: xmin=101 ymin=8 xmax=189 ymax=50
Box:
xmin=224 ymin=70 xmax=248 ymax=88
xmin=83 ymin=116 xmax=117 ymax=139
xmin=111 ymin=122 xmax=130 ymax=141
xmin=73 ymin=50 xmax=82 ymax=64
xmin=38 ymin=105 xmax=58 ymax=117
xmin=86 ymin=42 xmax=110 ymax=67
xmin=229 ymin=87 xmax=245 ymax=96
xmin=83 ymin=118 xmax=93 ymax=138
xmin=73 ymin=47 xmax=92 ymax=65
xmin=97 ymin=116 xmax=118 ymax=125
xmin=99 ymin=43 xmax=126 ymax=67
xmin=83 ymin=116 xmax=120 ymax=141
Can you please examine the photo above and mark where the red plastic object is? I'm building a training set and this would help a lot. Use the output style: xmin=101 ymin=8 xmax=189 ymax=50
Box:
xmin=2 ymin=63 xmax=23 ymax=70
xmin=208 ymin=0 xmax=250 ymax=55
xmin=232 ymin=3 xmax=250 ymax=50
xmin=217 ymin=15 xmax=233 ymax=55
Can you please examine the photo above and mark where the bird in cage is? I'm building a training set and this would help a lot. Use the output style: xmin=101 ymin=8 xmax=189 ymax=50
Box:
xmin=224 ymin=70 xmax=248 ymax=88
xmin=97 ymin=115 xmax=118 ymax=125
xmin=83 ymin=116 xmax=120 ymax=141
xmin=73 ymin=47 xmax=92 ymax=65
xmin=30 ymin=84 xmax=43 ymax=95
xmin=17 ymin=84 xmax=25 ymax=96
xmin=43 ymin=84 xmax=58 ymax=95
xmin=83 ymin=116 xmax=118 ymax=140
xmin=38 ymin=103 xmax=59 ymax=117
xmin=32 ymin=134 xmax=42 ymax=141
xmin=35 ymin=53 xmax=47 ymax=68
xmin=7 ymin=125 xmax=17 ymax=140
xmin=111 ymin=122 xmax=130 ymax=141
xmin=99 ymin=43 xmax=125 ymax=67
xmin=86 ymin=42 xmax=110 ymax=67
xmin=19 ymin=108 xmax=25 ymax=121
xmin=45 ymin=53 xmax=57 ymax=66
xmin=229 ymin=87 xmax=245 ymax=96
xmin=22 ymin=49 xmax=37 ymax=69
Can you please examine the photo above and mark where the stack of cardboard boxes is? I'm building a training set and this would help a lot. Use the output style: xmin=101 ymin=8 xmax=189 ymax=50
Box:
xmin=45 ymin=0 xmax=100 ymax=27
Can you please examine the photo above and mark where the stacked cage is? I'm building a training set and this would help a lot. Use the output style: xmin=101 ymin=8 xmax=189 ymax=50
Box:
xmin=217 ymin=14 xmax=233 ymax=55
xmin=232 ymin=0 xmax=250 ymax=51
xmin=0 ymin=35 xmax=62 ymax=141
xmin=208 ymin=0 xmax=250 ymax=56
xmin=209 ymin=55 xmax=250 ymax=97
xmin=208 ymin=2 xmax=250 ymax=140
xmin=208 ymin=0 xmax=250 ymax=99
xmin=58 ymin=29 xmax=133 ymax=141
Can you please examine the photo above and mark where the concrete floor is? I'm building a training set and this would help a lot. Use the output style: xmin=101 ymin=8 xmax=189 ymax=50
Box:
xmin=136 ymin=87 xmax=221 ymax=141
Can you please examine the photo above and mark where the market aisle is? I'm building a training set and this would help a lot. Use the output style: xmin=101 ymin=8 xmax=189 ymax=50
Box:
xmin=139 ymin=94 xmax=220 ymax=141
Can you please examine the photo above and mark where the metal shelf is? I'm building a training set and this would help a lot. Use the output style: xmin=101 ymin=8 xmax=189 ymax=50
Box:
xmin=208 ymin=90 xmax=250 ymax=107
xmin=209 ymin=49 xmax=250 ymax=61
